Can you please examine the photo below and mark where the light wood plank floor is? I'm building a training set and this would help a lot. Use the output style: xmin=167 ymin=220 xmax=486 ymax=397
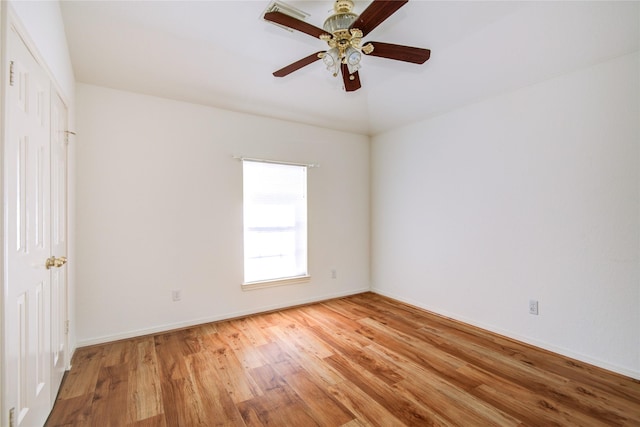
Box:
xmin=46 ymin=292 xmax=640 ymax=426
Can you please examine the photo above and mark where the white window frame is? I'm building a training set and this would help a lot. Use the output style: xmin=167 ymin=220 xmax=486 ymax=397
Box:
xmin=242 ymin=159 xmax=310 ymax=290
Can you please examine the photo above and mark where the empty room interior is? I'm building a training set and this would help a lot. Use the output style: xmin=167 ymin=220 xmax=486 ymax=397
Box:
xmin=1 ymin=0 xmax=639 ymax=425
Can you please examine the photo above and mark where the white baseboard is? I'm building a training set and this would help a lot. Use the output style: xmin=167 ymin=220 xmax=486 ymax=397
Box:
xmin=371 ymin=287 xmax=640 ymax=380
xmin=76 ymin=287 xmax=370 ymax=347
xmin=77 ymin=285 xmax=639 ymax=381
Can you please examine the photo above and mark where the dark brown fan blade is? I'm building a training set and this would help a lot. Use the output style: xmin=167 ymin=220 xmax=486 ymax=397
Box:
xmin=264 ymin=11 xmax=328 ymax=39
xmin=366 ymin=41 xmax=430 ymax=64
xmin=273 ymin=52 xmax=324 ymax=77
xmin=341 ymin=63 xmax=361 ymax=92
xmin=350 ymin=0 xmax=408 ymax=37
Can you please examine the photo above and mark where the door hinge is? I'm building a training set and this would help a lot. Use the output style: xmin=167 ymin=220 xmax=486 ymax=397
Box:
xmin=64 ymin=130 xmax=76 ymax=145
xmin=65 ymin=320 xmax=70 ymax=335
xmin=9 ymin=61 xmax=15 ymax=86
xmin=9 ymin=407 xmax=15 ymax=427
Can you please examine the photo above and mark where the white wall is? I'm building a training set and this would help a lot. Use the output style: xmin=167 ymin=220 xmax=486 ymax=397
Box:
xmin=371 ymin=53 xmax=639 ymax=378
xmin=75 ymin=83 xmax=370 ymax=345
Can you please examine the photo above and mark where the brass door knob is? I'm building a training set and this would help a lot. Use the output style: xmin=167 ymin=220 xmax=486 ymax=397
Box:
xmin=45 ymin=256 xmax=67 ymax=270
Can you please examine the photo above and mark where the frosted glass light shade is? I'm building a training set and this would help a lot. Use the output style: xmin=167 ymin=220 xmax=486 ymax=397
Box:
xmin=346 ymin=47 xmax=361 ymax=65
xmin=323 ymin=48 xmax=340 ymax=75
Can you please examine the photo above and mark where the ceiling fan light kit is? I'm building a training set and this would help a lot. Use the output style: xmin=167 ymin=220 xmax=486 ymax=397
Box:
xmin=264 ymin=0 xmax=431 ymax=92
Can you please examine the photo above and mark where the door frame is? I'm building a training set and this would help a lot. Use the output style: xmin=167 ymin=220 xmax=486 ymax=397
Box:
xmin=0 ymin=1 xmax=5 ymax=423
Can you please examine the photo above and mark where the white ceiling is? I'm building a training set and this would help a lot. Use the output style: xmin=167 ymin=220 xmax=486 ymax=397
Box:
xmin=60 ymin=0 xmax=639 ymax=136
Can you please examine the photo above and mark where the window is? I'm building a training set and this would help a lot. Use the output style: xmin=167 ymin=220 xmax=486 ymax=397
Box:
xmin=243 ymin=160 xmax=308 ymax=286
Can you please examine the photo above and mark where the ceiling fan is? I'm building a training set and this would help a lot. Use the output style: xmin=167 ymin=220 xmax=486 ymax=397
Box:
xmin=264 ymin=0 xmax=431 ymax=92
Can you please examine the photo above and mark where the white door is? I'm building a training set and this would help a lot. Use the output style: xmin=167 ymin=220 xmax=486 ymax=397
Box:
xmin=4 ymin=26 xmax=53 ymax=427
xmin=50 ymin=92 xmax=69 ymax=397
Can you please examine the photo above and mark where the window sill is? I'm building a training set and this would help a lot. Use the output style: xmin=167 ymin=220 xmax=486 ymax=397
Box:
xmin=242 ymin=275 xmax=311 ymax=291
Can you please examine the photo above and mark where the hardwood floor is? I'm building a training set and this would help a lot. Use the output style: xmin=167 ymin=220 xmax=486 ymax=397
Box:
xmin=46 ymin=292 xmax=640 ymax=426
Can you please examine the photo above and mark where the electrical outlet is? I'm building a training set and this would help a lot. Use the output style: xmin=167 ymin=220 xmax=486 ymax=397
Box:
xmin=331 ymin=269 xmax=337 ymax=279
xmin=172 ymin=289 xmax=182 ymax=302
xmin=529 ymin=299 xmax=539 ymax=315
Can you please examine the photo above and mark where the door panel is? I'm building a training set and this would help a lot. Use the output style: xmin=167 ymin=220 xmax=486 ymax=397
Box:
xmin=50 ymin=92 xmax=69 ymax=393
xmin=4 ymin=26 xmax=52 ymax=426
